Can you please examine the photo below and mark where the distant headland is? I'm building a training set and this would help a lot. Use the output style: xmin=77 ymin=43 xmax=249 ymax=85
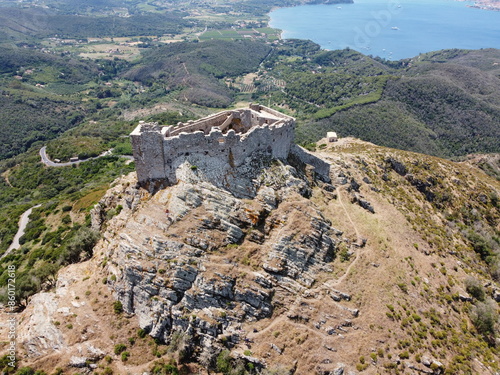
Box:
xmin=465 ymin=0 xmax=500 ymax=12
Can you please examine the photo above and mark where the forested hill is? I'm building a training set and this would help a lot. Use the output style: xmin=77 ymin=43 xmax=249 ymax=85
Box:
xmin=0 ymin=7 xmax=191 ymax=40
xmin=290 ymin=49 xmax=500 ymax=158
xmin=123 ymin=40 xmax=272 ymax=107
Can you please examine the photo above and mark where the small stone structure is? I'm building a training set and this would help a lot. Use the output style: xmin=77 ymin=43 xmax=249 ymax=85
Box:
xmin=327 ymin=132 xmax=338 ymax=142
xmin=130 ymin=103 xmax=330 ymax=188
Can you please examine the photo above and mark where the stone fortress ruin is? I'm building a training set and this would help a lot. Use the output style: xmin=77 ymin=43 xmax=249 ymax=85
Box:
xmin=130 ymin=103 xmax=329 ymax=190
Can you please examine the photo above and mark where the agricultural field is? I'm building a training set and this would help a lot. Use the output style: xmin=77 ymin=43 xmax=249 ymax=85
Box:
xmin=199 ymin=27 xmax=280 ymax=41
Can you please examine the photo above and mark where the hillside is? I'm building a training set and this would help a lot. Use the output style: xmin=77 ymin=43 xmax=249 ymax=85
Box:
xmin=291 ymin=49 xmax=500 ymax=158
xmin=123 ymin=40 xmax=272 ymax=108
xmin=0 ymin=8 xmax=191 ymax=40
xmin=2 ymin=138 xmax=499 ymax=375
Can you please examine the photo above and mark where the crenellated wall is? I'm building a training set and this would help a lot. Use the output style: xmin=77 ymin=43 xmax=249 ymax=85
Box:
xmin=130 ymin=104 xmax=296 ymax=186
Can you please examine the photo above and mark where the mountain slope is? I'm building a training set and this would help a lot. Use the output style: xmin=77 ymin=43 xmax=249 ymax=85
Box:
xmin=2 ymin=139 xmax=500 ymax=375
xmin=271 ymin=48 xmax=500 ymax=158
xmin=123 ymin=40 xmax=272 ymax=107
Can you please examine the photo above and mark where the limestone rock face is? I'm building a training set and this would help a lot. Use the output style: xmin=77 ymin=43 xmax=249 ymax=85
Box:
xmin=92 ymin=161 xmax=344 ymax=359
xmin=17 ymin=293 xmax=66 ymax=357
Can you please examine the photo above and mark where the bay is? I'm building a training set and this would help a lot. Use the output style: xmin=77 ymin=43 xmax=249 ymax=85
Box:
xmin=269 ymin=0 xmax=500 ymax=60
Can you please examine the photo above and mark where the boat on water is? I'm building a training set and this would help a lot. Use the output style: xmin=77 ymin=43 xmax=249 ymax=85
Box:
xmin=391 ymin=26 xmax=400 ymax=30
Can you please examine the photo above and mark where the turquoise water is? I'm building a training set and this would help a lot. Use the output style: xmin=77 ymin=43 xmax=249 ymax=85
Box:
xmin=269 ymin=0 xmax=500 ymax=60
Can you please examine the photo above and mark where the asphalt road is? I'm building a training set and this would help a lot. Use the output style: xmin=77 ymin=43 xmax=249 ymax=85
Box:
xmin=39 ymin=146 xmax=85 ymax=167
xmin=2 ymin=204 xmax=42 ymax=258
xmin=39 ymin=146 xmax=133 ymax=167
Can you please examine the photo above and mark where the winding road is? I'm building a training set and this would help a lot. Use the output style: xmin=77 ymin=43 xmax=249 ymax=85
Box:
xmin=39 ymin=146 xmax=133 ymax=167
xmin=2 ymin=204 xmax=42 ymax=259
xmin=39 ymin=146 xmax=87 ymax=167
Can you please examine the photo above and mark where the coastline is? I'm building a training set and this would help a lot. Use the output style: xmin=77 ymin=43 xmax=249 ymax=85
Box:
xmin=456 ymin=0 xmax=500 ymax=11
xmin=267 ymin=0 xmax=500 ymax=60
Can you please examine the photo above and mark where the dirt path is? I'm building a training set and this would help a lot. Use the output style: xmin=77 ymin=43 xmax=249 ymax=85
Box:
xmin=247 ymin=184 xmax=366 ymax=342
xmin=1 ymin=171 xmax=13 ymax=188
xmin=336 ymin=187 xmax=360 ymax=240
xmin=2 ymin=204 xmax=42 ymax=258
xmin=326 ymin=187 xmax=366 ymax=287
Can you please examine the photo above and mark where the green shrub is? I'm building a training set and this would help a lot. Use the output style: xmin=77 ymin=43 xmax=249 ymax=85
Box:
xmin=62 ymin=227 xmax=100 ymax=264
xmin=302 ymin=143 xmax=316 ymax=152
xmin=399 ymin=351 xmax=410 ymax=359
xmin=138 ymin=328 xmax=147 ymax=338
xmin=15 ymin=368 xmax=35 ymax=375
xmin=163 ymin=364 xmax=179 ymax=375
xmin=465 ymin=277 xmax=485 ymax=301
xmin=397 ymin=283 xmax=408 ymax=294
xmin=121 ymin=351 xmax=130 ymax=361
xmin=340 ymin=248 xmax=351 ymax=262
xmin=114 ymin=343 xmax=127 ymax=355
xmin=216 ymin=350 xmax=232 ymax=374
xmin=472 ymin=300 xmax=497 ymax=336
xmin=113 ymin=300 xmax=123 ymax=314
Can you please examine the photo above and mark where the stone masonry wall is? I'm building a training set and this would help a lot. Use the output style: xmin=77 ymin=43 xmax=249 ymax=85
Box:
xmin=130 ymin=104 xmax=296 ymax=187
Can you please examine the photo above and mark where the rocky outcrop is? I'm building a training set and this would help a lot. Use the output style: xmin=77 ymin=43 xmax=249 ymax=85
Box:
xmin=91 ymin=161 xmax=346 ymax=364
xmin=17 ymin=293 xmax=66 ymax=358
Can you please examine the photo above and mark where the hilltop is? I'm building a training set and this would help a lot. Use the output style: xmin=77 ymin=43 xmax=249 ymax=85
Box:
xmin=3 ymin=137 xmax=499 ymax=375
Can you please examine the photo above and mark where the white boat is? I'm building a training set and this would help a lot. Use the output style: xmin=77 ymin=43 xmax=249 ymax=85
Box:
xmin=391 ymin=26 xmax=399 ymax=30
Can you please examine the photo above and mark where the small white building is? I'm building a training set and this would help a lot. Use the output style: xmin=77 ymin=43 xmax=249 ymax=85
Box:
xmin=327 ymin=132 xmax=338 ymax=142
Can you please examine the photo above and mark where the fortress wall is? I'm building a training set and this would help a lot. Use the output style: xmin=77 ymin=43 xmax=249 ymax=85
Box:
xmin=290 ymin=144 xmax=331 ymax=181
xmin=159 ymin=120 xmax=294 ymax=184
xmin=131 ymin=125 xmax=167 ymax=182
xmin=131 ymin=105 xmax=296 ymax=185
xmin=170 ymin=111 xmax=231 ymax=136
xmin=217 ymin=113 xmax=235 ymax=132
xmin=256 ymin=105 xmax=290 ymax=119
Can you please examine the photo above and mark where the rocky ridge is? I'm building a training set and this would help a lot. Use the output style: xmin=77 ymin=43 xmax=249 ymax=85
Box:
xmin=89 ymin=159 xmax=359 ymax=372
xmin=7 ymin=138 xmax=500 ymax=375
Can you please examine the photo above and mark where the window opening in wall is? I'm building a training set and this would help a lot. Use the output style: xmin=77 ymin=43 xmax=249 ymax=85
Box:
xmin=185 ymin=152 xmax=190 ymax=156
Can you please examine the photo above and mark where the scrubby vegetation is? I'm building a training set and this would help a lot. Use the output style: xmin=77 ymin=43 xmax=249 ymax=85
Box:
xmin=0 ymin=1 xmax=499 ymax=374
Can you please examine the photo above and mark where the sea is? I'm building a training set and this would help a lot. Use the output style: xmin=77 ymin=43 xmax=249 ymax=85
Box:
xmin=269 ymin=0 xmax=500 ymax=60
